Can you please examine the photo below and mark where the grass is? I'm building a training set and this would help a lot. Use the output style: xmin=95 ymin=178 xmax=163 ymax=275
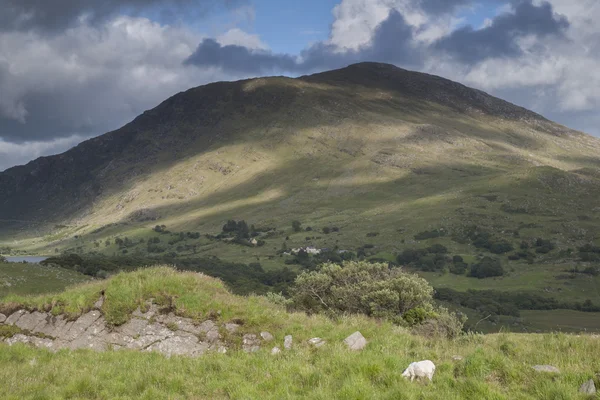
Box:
xmin=0 ymin=262 xmax=90 ymax=298
xmin=0 ymin=267 xmax=599 ymax=399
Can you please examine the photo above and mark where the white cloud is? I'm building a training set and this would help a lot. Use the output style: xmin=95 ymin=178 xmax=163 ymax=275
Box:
xmin=217 ymin=28 xmax=268 ymax=50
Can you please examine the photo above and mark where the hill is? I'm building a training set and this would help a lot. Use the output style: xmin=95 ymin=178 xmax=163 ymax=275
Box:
xmin=0 ymin=267 xmax=598 ymax=399
xmin=1 ymin=62 xmax=600 ymax=331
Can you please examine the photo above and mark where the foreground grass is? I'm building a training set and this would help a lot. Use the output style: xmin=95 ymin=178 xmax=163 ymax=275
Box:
xmin=0 ymin=266 xmax=599 ymax=399
xmin=1 ymin=330 xmax=599 ymax=400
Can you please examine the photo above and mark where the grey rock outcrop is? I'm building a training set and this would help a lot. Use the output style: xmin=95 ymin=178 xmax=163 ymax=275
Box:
xmin=242 ymin=334 xmax=261 ymax=353
xmin=0 ymin=313 xmax=7 ymax=323
xmin=532 ymin=365 xmax=560 ymax=373
xmin=344 ymin=331 xmax=367 ymax=351
xmin=1 ymin=305 xmax=233 ymax=358
xmin=580 ymin=379 xmax=596 ymax=395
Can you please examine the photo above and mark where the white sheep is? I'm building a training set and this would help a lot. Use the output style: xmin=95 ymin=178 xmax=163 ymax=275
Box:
xmin=401 ymin=360 xmax=436 ymax=382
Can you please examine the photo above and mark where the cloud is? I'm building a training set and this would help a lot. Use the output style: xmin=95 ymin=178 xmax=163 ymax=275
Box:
xmin=185 ymin=10 xmax=421 ymax=74
xmin=0 ymin=16 xmax=239 ymax=143
xmin=434 ymin=0 xmax=569 ymax=63
xmin=0 ymin=0 xmax=245 ymax=33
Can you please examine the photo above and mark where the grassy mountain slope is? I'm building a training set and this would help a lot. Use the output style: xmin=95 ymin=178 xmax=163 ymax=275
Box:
xmin=1 ymin=62 xmax=600 ymax=331
xmin=0 ymin=267 xmax=598 ymax=399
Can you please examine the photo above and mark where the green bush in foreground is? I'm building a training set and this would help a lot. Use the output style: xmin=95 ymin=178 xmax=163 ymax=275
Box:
xmin=290 ymin=261 xmax=464 ymax=335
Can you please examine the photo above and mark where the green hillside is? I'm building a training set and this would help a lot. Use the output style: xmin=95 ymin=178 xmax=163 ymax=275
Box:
xmin=0 ymin=267 xmax=598 ymax=399
xmin=0 ymin=261 xmax=90 ymax=297
xmin=1 ymin=62 xmax=600 ymax=331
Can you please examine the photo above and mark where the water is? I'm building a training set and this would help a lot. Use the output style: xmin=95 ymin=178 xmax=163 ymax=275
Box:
xmin=4 ymin=256 xmax=49 ymax=264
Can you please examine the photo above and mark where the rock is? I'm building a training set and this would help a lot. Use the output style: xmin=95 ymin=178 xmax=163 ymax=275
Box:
xmin=15 ymin=311 xmax=48 ymax=331
xmin=145 ymin=335 xmax=209 ymax=358
xmin=5 ymin=310 xmax=27 ymax=325
xmin=452 ymin=355 xmax=463 ymax=361
xmin=308 ymin=338 xmax=326 ymax=347
xmin=284 ymin=335 xmax=292 ymax=350
xmin=271 ymin=347 xmax=282 ymax=355
xmin=93 ymin=297 xmax=104 ymax=310
xmin=243 ymin=334 xmax=261 ymax=353
xmin=198 ymin=320 xmax=220 ymax=342
xmin=0 ymin=313 xmax=6 ymax=323
xmin=532 ymin=365 xmax=560 ymax=373
xmin=344 ymin=331 xmax=367 ymax=351
xmin=225 ymin=323 xmax=240 ymax=333
xmin=62 ymin=311 xmax=102 ymax=341
xmin=580 ymin=379 xmax=596 ymax=395
xmin=261 ymin=331 xmax=274 ymax=342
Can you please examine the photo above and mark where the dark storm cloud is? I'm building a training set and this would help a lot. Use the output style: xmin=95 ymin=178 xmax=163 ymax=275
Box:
xmin=434 ymin=0 xmax=569 ymax=63
xmin=185 ymin=10 xmax=421 ymax=74
xmin=0 ymin=0 xmax=245 ymax=32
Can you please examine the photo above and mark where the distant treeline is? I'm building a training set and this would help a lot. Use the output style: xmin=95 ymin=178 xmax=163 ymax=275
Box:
xmin=41 ymin=254 xmax=296 ymax=296
xmin=435 ymin=288 xmax=600 ymax=317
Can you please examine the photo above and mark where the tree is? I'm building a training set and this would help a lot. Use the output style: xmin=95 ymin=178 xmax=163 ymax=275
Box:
xmin=292 ymin=220 xmax=302 ymax=232
xmin=0 ymin=255 xmax=6 ymax=263
xmin=469 ymin=257 xmax=504 ymax=279
xmin=291 ymin=261 xmax=435 ymax=320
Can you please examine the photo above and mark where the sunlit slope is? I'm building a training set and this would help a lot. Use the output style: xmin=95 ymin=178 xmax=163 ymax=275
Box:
xmin=1 ymin=62 xmax=600 ymax=256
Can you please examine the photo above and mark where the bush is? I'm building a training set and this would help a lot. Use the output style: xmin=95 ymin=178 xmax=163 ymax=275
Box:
xmin=469 ymin=257 xmax=504 ymax=279
xmin=292 ymin=221 xmax=302 ymax=232
xmin=414 ymin=229 xmax=445 ymax=240
xmin=411 ymin=308 xmax=467 ymax=339
xmin=291 ymin=261 xmax=435 ymax=320
xmin=322 ymin=227 xmax=331 ymax=234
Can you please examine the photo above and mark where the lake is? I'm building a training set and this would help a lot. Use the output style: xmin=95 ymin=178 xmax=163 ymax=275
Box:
xmin=4 ymin=256 xmax=49 ymax=264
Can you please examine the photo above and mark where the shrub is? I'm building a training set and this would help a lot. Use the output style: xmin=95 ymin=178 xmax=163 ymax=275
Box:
xmin=469 ymin=257 xmax=504 ymax=279
xmin=291 ymin=261 xmax=435 ymax=320
xmin=322 ymin=227 xmax=331 ymax=234
xmin=411 ymin=308 xmax=467 ymax=339
xmin=414 ymin=229 xmax=446 ymax=240
xmin=292 ymin=221 xmax=302 ymax=232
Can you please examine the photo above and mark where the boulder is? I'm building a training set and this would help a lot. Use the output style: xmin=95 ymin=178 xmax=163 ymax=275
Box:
xmin=5 ymin=310 xmax=27 ymax=325
xmin=579 ymin=379 xmax=596 ymax=395
xmin=284 ymin=335 xmax=293 ymax=350
xmin=344 ymin=331 xmax=367 ymax=351
xmin=243 ymin=334 xmax=261 ymax=353
xmin=532 ymin=365 xmax=560 ymax=373
xmin=308 ymin=338 xmax=326 ymax=347
xmin=261 ymin=331 xmax=274 ymax=342
xmin=271 ymin=347 xmax=282 ymax=355
xmin=0 ymin=313 xmax=6 ymax=323
xmin=225 ymin=323 xmax=240 ymax=333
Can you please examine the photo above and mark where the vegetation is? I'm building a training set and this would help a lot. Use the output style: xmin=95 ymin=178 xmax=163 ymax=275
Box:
xmin=0 ymin=267 xmax=599 ymax=399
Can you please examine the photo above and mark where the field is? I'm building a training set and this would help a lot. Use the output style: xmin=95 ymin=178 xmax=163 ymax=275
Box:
xmin=0 ymin=262 xmax=90 ymax=298
xmin=0 ymin=267 xmax=598 ymax=400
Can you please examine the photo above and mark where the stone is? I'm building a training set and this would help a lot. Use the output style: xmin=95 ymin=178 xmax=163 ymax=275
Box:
xmin=225 ymin=323 xmax=240 ymax=333
xmin=5 ymin=310 xmax=27 ymax=325
xmin=271 ymin=347 xmax=282 ymax=355
xmin=132 ymin=304 xmax=158 ymax=320
xmin=62 ymin=311 xmax=102 ymax=341
xmin=579 ymin=379 xmax=596 ymax=395
xmin=198 ymin=320 xmax=221 ymax=342
xmin=0 ymin=313 xmax=6 ymax=323
xmin=344 ymin=331 xmax=367 ymax=351
xmin=308 ymin=338 xmax=326 ymax=347
xmin=284 ymin=335 xmax=292 ymax=350
xmin=452 ymin=355 xmax=463 ymax=361
xmin=5 ymin=334 xmax=54 ymax=350
xmin=532 ymin=365 xmax=560 ymax=373
xmin=145 ymin=334 xmax=209 ymax=358
xmin=261 ymin=331 xmax=274 ymax=342
xmin=93 ymin=297 xmax=104 ymax=310
xmin=15 ymin=311 xmax=48 ymax=332
xmin=243 ymin=334 xmax=261 ymax=353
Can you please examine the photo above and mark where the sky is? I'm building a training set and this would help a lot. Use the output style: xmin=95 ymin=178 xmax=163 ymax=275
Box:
xmin=1 ymin=0 xmax=599 ymax=171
